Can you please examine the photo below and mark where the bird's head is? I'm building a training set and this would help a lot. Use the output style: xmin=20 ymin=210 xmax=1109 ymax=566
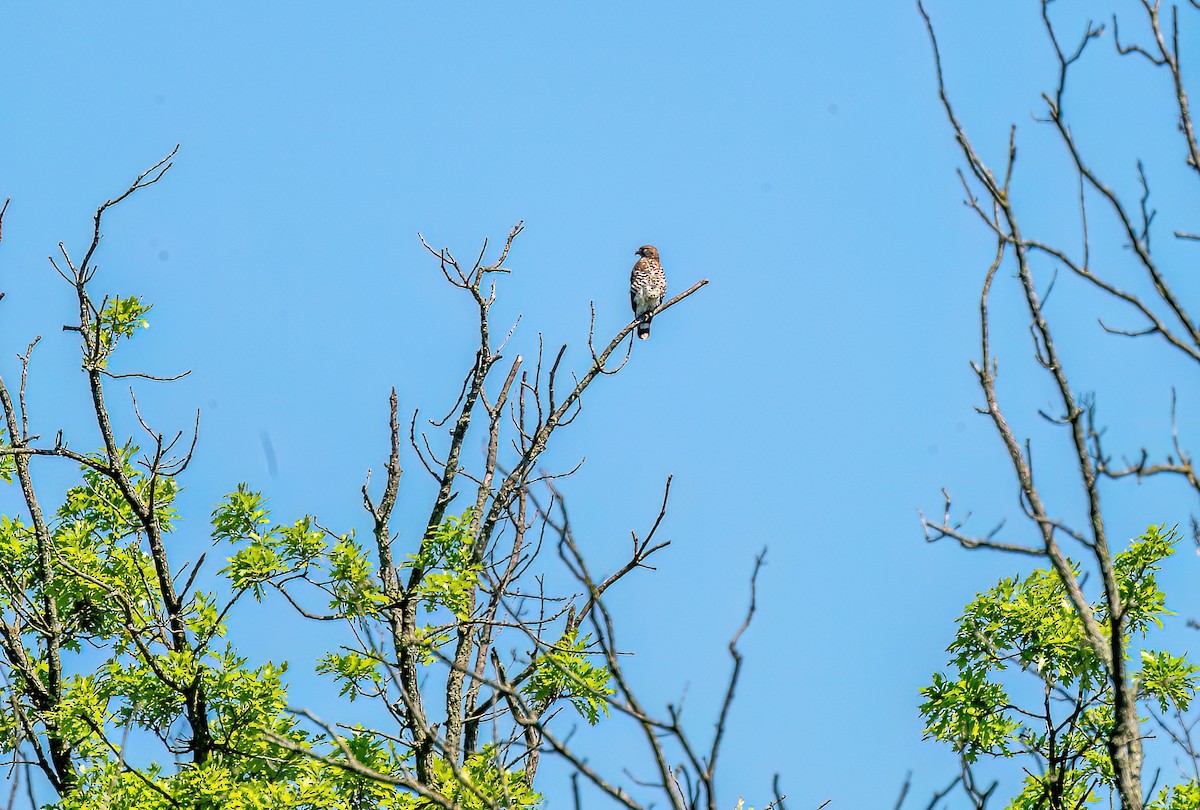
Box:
xmin=635 ymin=245 xmax=659 ymax=260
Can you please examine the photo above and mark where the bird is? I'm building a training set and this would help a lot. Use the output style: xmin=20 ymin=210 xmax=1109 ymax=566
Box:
xmin=630 ymin=245 xmax=667 ymax=340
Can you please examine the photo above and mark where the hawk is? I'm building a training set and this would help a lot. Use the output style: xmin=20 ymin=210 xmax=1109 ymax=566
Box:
xmin=630 ymin=245 xmax=667 ymax=340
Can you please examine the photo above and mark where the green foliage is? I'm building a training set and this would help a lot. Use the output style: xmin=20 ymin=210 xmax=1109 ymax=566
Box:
xmin=0 ymin=514 xmax=34 ymax=583
xmin=919 ymin=670 xmax=1020 ymax=763
xmin=920 ymin=525 xmax=1199 ymax=807
xmin=0 ymin=364 xmax=607 ymax=810
xmin=1007 ymin=770 xmax=1099 ymax=810
xmin=38 ymin=626 xmax=403 ymax=810
xmin=45 ymin=734 xmax=540 ymax=810
xmin=0 ymin=425 xmax=15 ymax=483
xmin=409 ymin=510 xmax=475 ymax=571
xmin=426 ymin=747 xmax=541 ymax=810
xmin=327 ymin=533 xmax=386 ymax=617
xmin=946 ymin=563 xmax=1101 ymax=691
xmin=1111 ymin=524 xmax=1174 ymax=634
xmin=0 ymin=447 xmax=441 ymax=810
xmin=49 ymin=749 xmax=407 ymax=810
xmin=212 ymin=484 xmax=272 ymax=544
xmin=218 ymin=486 xmax=385 ymax=615
xmin=1149 ymin=781 xmax=1200 ymax=810
xmin=411 ymin=624 xmax=454 ymax=666
xmin=316 ymin=651 xmax=382 ymax=701
xmin=0 ymin=453 xmax=173 ymax=660
xmin=407 ymin=509 xmax=481 ymax=620
xmin=95 ymin=295 xmax=151 ymax=366
xmin=61 ymin=447 xmax=179 ymax=536
xmin=1139 ymin=649 xmax=1200 ymax=713
xmin=524 ymin=630 xmax=615 ymax=725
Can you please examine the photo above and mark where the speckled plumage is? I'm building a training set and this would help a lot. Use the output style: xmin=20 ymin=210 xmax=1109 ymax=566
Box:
xmin=630 ymin=245 xmax=667 ymax=340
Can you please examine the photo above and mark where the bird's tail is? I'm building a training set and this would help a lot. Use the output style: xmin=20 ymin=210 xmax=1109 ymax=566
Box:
xmin=637 ymin=319 xmax=651 ymax=340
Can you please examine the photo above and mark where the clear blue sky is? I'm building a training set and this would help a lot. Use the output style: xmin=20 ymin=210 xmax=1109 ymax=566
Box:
xmin=2 ymin=2 xmax=1198 ymax=807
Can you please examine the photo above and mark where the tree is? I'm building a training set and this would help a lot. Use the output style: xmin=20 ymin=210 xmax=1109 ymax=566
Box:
xmin=0 ymin=154 xmax=774 ymax=810
xmin=919 ymin=526 xmax=1198 ymax=809
xmin=913 ymin=2 xmax=1200 ymax=808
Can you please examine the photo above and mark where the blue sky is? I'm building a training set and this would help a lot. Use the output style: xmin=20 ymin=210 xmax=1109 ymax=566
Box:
xmin=3 ymin=2 xmax=1199 ymax=807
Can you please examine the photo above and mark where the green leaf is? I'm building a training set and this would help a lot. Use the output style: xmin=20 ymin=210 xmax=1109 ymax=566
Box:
xmin=316 ymin=652 xmax=383 ymax=701
xmin=95 ymin=295 xmax=152 ymax=367
xmin=212 ymin=484 xmax=271 ymax=543
xmin=1139 ymin=649 xmax=1200 ymax=713
xmin=524 ymin=631 xmax=615 ymax=725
